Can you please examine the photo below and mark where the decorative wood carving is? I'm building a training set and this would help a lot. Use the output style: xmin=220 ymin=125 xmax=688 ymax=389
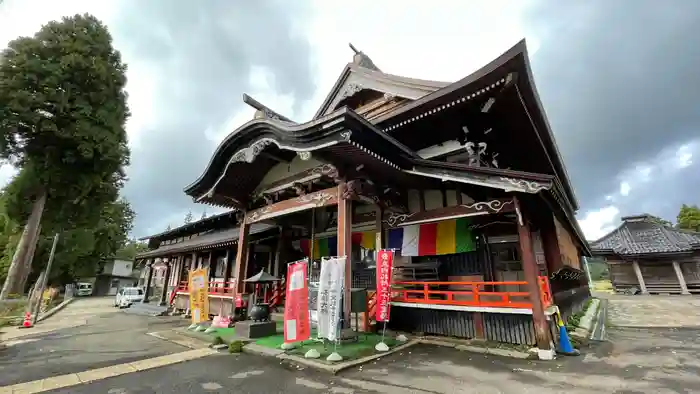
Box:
xmin=231 ymin=139 xmax=274 ymax=164
xmin=383 ymin=198 xmax=515 ymax=228
xmin=340 ymin=83 xmax=363 ymax=100
xmin=292 ymin=183 xmax=307 ymax=196
xmin=246 ymin=187 xmax=339 ymax=224
xmin=500 ymin=177 xmax=550 ymax=194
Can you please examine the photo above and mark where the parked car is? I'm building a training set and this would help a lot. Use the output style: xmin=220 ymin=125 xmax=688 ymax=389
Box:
xmin=114 ymin=287 xmax=144 ymax=308
xmin=76 ymin=282 xmax=93 ymax=297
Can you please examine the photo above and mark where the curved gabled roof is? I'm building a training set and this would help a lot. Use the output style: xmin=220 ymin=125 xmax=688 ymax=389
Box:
xmin=183 ymin=107 xmax=420 ymax=207
xmin=314 ymin=62 xmax=450 ymax=120
xmin=372 ymin=39 xmax=579 ymax=214
xmin=591 ymin=214 xmax=700 ymax=256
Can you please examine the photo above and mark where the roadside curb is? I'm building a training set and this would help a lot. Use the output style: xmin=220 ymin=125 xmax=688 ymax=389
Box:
xmin=416 ymin=337 xmax=533 ymax=359
xmin=146 ymin=330 xmax=212 ymax=349
xmin=570 ymin=298 xmax=601 ymax=344
xmin=37 ymin=297 xmax=75 ymax=323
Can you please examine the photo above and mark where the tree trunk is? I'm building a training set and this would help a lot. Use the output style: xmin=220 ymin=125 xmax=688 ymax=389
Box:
xmin=0 ymin=190 xmax=47 ymax=299
xmin=17 ymin=223 xmax=42 ymax=295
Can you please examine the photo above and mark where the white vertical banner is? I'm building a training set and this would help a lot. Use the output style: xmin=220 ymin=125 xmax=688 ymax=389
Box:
xmin=316 ymin=256 xmax=346 ymax=341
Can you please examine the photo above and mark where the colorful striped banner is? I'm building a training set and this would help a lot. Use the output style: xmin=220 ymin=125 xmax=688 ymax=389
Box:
xmin=387 ymin=218 xmax=475 ymax=256
xmin=298 ymin=231 xmax=375 ymax=258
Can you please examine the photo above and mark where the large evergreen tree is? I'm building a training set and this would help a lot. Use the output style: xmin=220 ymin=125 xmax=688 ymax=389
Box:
xmin=677 ymin=204 xmax=700 ymax=232
xmin=0 ymin=14 xmax=130 ymax=297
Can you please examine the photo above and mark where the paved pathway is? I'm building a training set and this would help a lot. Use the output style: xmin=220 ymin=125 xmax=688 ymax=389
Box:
xmin=605 ymin=293 xmax=700 ymax=327
xmin=0 ymin=297 xmax=191 ymax=391
xmin=2 ymin=297 xmax=118 ymax=342
xmin=4 ymin=294 xmax=700 ymax=393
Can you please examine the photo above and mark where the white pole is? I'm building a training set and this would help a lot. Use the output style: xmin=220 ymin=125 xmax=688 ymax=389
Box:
xmin=582 ymin=256 xmax=594 ymax=292
xmin=32 ymin=233 xmax=60 ymax=324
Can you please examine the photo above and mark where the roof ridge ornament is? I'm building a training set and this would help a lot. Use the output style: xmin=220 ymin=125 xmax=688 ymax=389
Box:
xmin=349 ymin=43 xmax=380 ymax=71
xmin=243 ymin=93 xmax=294 ymax=123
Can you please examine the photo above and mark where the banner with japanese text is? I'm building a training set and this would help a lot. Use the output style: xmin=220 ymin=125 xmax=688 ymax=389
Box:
xmin=284 ymin=259 xmax=311 ymax=343
xmin=317 ymin=256 xmax=346 ymax=341
xmin=189 ymin=268 xmax=209 ymax=324
xmin=375 ymin=249 xmax=394 ymax=322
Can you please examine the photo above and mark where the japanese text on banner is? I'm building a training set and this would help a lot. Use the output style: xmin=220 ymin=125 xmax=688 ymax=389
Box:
xmin=375 ymin=249 xmax=394 ymax=322
xmin=284 ymin=259 xmax=310 ymax=344
xmin=189 ymin=268 xmax=209 ymax=324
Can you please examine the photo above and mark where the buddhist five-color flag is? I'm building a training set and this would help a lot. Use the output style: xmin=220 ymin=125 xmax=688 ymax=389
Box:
xmin=387 ymin=218 xmax=475 ymax=256
xmin=296 ymin=220 xmax=474 ymax=258
xmin=298 ymin=231 xmax=375 ymax=258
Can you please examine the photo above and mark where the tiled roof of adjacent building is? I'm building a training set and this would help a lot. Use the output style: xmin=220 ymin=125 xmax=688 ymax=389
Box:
xmin=590 ymin=214 xmax=700 ymax=256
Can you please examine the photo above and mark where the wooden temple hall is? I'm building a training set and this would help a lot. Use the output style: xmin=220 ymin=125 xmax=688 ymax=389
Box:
xmin=136 ymin=40 xmax=591 ymax=358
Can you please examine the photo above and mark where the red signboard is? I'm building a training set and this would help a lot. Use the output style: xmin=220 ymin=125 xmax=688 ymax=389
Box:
xmin=375 ymin=249 xmax=394 ymax=322
xmin=283 ymin=259 xmax=311 ymax=344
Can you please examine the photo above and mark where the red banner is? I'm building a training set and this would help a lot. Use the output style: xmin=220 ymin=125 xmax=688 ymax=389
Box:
xmin=283 ymin=259 xmax=310 ymax=343
xmin=375 ymin=249 xmax=394 ymax=322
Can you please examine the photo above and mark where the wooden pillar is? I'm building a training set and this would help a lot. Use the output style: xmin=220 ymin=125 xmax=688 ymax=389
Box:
xmin=142 ymin=260 xmax=155 ymax=304
xmin=267 ymin=246 xmax=274 ymax=273
xmin=338 ymin=183 xmax=353 ymax=328
xmin=513 ymin=196 xmax=553 ymax=358
xmin=672 ymin=261 xmax=690 ymax=295
xmin=632 ymin=260 xmax=648 ymax=294
xmin=374 ymin=205 xmax=384 ymax=250
xmin=234 ymin=221 xmax=251 ymax=294
xmin=222 ymin=249 xmax=231 ymax=282
xmin=273 ymin=229 xmax=284 ymax=278
xmin=176 ymin=255 xmax=185 ymax=289
xmin=159 ymin=260 xmax=173 ymax=306
xmin=207 ymin=251 xmax=214 ymax=281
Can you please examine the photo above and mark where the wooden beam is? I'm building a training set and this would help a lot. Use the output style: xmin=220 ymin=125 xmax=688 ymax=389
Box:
xmin=246 ymin=187 xmax=339 ymax=224
xmin=383 ymin=198 xmax=514 ymax=228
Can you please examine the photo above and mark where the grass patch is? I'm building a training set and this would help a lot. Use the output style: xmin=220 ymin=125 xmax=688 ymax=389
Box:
xmin=593 ymin=280 xmax=614 ymax=293
xmin=229 ymin=340 xmax=244 ymax=353
xmin=566 ymin=297 xmax=595 ymax=332
xmin=256 ymin=330 xmax=399 ymax=362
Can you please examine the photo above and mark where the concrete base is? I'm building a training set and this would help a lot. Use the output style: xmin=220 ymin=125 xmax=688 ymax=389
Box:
xmin=374 ymin=342 xmax=389 ymax=352
xmin=235 ymin=320 xmax=277 ymax=339
xmin=537 ymin=348 xmax=556 ymax=360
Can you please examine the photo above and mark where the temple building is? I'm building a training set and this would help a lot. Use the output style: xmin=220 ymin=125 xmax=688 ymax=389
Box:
xmin=137 ymin=40 xmax=591 ymax=360
xmin=591 ymin=214 xmax=700 ymax=294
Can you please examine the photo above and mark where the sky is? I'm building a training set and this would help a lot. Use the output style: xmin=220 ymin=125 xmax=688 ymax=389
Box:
xmin=0 ymin=0 xmax=698 ymax=242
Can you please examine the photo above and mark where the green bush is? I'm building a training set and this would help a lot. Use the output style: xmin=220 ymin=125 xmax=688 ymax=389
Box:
xmin=211 ymin=336 xmax=224 ymax=346
xmin=228 ymin=340 xmax=243 ymax=354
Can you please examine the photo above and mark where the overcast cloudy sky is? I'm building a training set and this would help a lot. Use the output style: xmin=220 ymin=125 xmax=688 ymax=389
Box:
xmin=1 ymin=0 xmax=698 ymax=241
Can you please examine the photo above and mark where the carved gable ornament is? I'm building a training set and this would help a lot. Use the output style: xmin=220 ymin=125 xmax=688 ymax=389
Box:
xmin=230 ymin=139 xmax=274 ymax=164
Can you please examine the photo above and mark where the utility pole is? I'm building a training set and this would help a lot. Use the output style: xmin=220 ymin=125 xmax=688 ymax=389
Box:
xmin=31 ymin=233 xmax=59 ymax=325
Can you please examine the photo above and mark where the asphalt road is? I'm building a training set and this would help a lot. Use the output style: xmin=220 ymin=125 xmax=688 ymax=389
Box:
xmin=43 ymin=331 xmax=700 ymax=394
xmin=6 ymin=294 xmax=700 ymax=393
xmin=0 ymin=298 xmax=186 ymax=387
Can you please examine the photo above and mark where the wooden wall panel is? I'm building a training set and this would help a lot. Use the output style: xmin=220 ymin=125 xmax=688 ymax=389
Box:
xmin=553 ymin=216 xmax=581 ymax=269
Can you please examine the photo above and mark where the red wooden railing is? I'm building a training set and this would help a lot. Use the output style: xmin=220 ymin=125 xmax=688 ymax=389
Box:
xmin=268 ymin=278 xmax=286 ymax=309
xmin=391 ymin=276 xmax=553 ymax=309
xmin=363 ymin=290 xmax=377 ymax=332
xmin=175 ymin=280 xmax=237 ymax=295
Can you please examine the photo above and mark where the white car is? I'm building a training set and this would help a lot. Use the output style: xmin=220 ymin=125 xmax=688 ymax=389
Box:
xmin=114 ymin=287 xmax=145 ymax=308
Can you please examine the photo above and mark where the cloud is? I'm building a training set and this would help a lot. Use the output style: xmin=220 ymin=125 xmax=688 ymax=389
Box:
xmin=2 ymin=0 xmax=700 ymax=244
xmin=105 ymin=0 xmax=317 ymax=236
xmin=577 ymin=141 xmax=700 ymax=239
xmin=522 ymin=0 xmax=700 ymax=232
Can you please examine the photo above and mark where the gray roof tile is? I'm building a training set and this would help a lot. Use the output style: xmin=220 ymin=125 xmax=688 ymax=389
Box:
xmin=591 ymin=214 xmax=700 ymax=255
